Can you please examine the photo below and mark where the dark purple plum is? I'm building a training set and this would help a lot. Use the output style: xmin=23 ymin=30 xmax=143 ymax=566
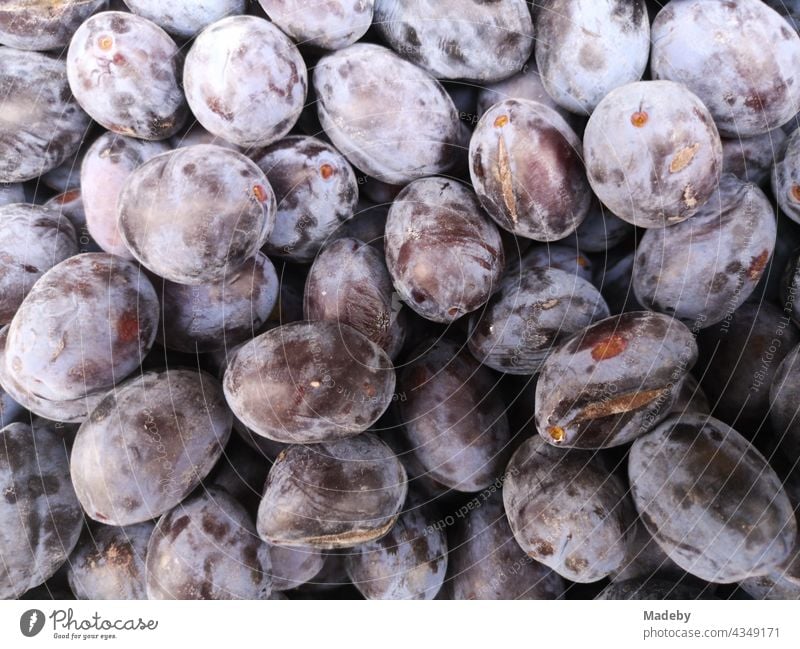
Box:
xmin=0 ymin=422 xmax=83 ymax=599
xmin=629 ymin=414 xmax=797 ymax=583
xmin=651 ymin=0 xmax=800 ymax=137
xmin=267 ymin=543 xmax=325 ymax=592
xmin=305 ymin=238 xmax=406 ymax=359
xmin=610 ymin=520 xmax=684 ymax=584
xmin=330 ymin=201 xmax=388 ymax=255
xmin=0 ymin=253 xmax=159 ymax=420
xmin=723 ymin=128 xmax=787 ymax=185
xmin=223 ymin=321 xmax=395 ymax=444
xmin=67 ymin=522 xmax=154 ymax=600
xmin=258 ymin=0 xmax=373 ymax=50
xmin=769 ymin=342 xmax=800 ymax=461
xmin=534 ymin=0 xmax=649 ymax=115
xmin=697 ymin=301 xmax=800 ymax=431
xmin=0 ymin=203 xmax=79 ymax=324
xmin=0 ymin=0 xmax=108 ymax=51
xmin=345 ymin=504 xmax=447 ymax=600
xmin=157 ymin=252 xmax=279 ymax=354
xmin=397 ymin=338 xmax=511 ymax=492
xmin=447 ymin=493 xmax=566 ymax=600
xmin=669 ymin=374 xmax=710 ymax=416
xmin=0 ymin=327 xmax=105 ymax=423
xmin=146 ymin=488 xmax=272 ymax=599
xmin=468 ymin=267 xmax=609 ymax=375
xmin=633 ymin=174 xmax=776 ymax=327
xmin=257 ymin=433 xmax=407 ymax=548
xmin=374 ymin=0 xmax=533 ymax=82
xmin=0 ymin=47 xmax=90 ymax=183
xmin=81 ymin=131 xmax=169 ymax=259
xmin=469 ymin=99 xmax=591 ymax=241
xmin=517 ymin=244 xmax=594 ymax=282
xmin=314 ymin=43 xmax=461 ymax=185
xmin=536 ymin=311 xmax=698 ymax=449
xmin=561 ymin=198 xmax=634 ymax=254
xmin=503 ymin=435 xmax=636 ymax=583
xmin=384 ymin=177 xmax=504 ymax=323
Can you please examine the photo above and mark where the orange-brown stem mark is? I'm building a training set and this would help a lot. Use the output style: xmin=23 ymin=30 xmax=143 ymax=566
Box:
xmin=791 ymin=184 xmax=800 ymax=202
xmin=494 ymin=114 xmax=509 ymax=128
xmin=591 ymin=334 xmax=627 ymax=361
xmin=112 ymin=53 xmax=126 ymax=66
xmin=319 ymin=163 xmax=335 ymax=180
xmin=577 ymin=255 xmax=589 ymax=268
xmin=253 ymin=184 xmax=268 ymax=203
xmin=98 ymin=36 xmax=113 ymax=51
xmin=117 ymin=313 xmax=140 ymax=344
xmin=548 ymin=426 xmax=566 ymax=443
xmin=630 ymin=111 xmax=648 ymax=128
xmin=747 ymin=250 xmax=770 ymax=281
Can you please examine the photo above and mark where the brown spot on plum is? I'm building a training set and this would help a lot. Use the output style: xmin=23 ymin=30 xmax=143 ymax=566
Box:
xmin=201 ymin=513 xmax=230 ymax=541
xmin=116 ymin=312 xmax=140 ymax=344
xmin=669 ymin=143 xmax=700 ymax=173
xmin=169 ymin=515 xmax=191 ymax=541
xmin=747 ymin=250 xmax=770 ymax=281
xmin=55 ymin=189 xmax=80 ymax=204
xmin=591 ymin=334 xmax=627 ymax=361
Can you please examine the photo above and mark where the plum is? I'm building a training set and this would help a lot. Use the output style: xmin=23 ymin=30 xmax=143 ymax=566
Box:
xmin=184 ymin=16 xmax=307 ymax=149
xmin=256 ymin=433 xmax=407 ymax=548
xmin=0 ymin=47 xmax=90 ymax=183
xmin=66 ymin=11 xmax=188 ymax=140
xmin=314 ymin=43 xmax=461 ymax=185
xmin=469 ymin=99 xmax=591 ymax=241
xmin=584 ymin=80 xmax=723 ymax=228
xmin=70 ymin=368 xmax=232 ymax=525
xmin=651 ymin=0 xmax=800 ymax=137
xmin=117 ymin=145 xmax=275 ymax=284
xmin=0 ymin=422 xmax=83 ymax=599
